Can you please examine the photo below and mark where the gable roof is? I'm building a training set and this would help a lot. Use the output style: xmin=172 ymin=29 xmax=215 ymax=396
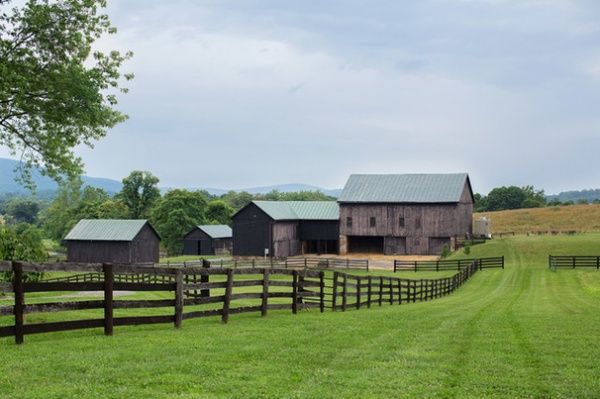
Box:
xmin=251 ymin=201 xmax=340 ymax=221
xmin=64 ymin=219 xmax=159 ymax=241
xmin=338 ymin=173 xmax=472 ymax=203
xmin=196 ymin=225 xmax=232 ymax=239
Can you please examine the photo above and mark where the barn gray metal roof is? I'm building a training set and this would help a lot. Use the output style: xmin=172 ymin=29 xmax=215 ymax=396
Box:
xmin=196 ymin=225 xmax=232 ymax=239
xmin=338 ymin=173 xmax=471 ymax=203
xmin=64 ymin=219 xmax=156 ymax=241
xmin=252 ymin=201 xmax=340 ymax=221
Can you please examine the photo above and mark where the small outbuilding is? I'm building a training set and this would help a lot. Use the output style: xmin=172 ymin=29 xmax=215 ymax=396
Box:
xmin=183 ymin=225 xmax=233 ymax=256
xmin=64 ymin=219 xmax=161 ymax=264
xmin=232 ymin=201 xmax=340 ymax=258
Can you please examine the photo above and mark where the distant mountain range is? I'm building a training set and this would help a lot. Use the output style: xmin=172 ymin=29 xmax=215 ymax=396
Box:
xmin=0 ymin=158 xmax=342 ymax=198
xmin=3 ymin=158 xmax=598 ymax=202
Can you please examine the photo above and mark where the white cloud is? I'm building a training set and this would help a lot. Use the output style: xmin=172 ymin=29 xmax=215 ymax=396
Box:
xmin=4 ymin=0 xmax=599 ymax=195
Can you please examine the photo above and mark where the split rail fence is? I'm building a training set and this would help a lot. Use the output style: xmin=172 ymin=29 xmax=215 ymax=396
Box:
xmin=393 ymin=256 xmax=504 ymax=272
xmin=548 ymin=255 xmax=600 ymax=270
xmin=1 ymin=258 xmax=485 ymax=344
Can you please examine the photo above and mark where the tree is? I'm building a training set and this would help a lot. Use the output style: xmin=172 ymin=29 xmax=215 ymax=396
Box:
xmin=478 ymin=186 xmax=525 ymax=211
xmin=206 ymin=200 xmax=235 ymax=225
xmin=521 ymin=185 xmax=546 ymax=208
xmin=0 ymin=0 xmax=133 ymax=189
xmin=0 ymin=226 xmax=46 ymax=284
xmin=98 ymin=200 xmax=129 ymax=219
xmin=41 ymin=178 xmax=83 ymax=241
xmin=221 ymin=190 xmax=254 ymax=211
xmin=151 ymin=189 xmax=207 ymax=254
xmin=115 ymin=171 xmax=161 ymax=219
xmin=6 ymin=197 xmax=40 ymax=224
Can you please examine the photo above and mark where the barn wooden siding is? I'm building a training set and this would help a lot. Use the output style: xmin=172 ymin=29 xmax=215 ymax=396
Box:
xmin=183 ymin=227 xmax=233 ymax=256
xmin=232 ymin=202 xmax=340 ymax=258
xmin=339 ymin=177 xmax=473 ymax=256
xmin=66 ymin=222 xmax=160 ymax=264
xmin=232 ymin=203 xmax=273 ymax=257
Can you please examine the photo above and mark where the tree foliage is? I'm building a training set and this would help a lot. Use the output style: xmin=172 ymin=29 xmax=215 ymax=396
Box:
xmin=151 ymin=189 xmax=208 ymax=254
xmin=0 ymin=0 xmax=133 ymax=189
xmin=0 ymin=225 xmax=46 ymax=283
xmin=115 ymin=171 xmax=161 ymax=219
xmin=475 ymin=185 xmax=547 ymax=212
xmin=42 ymin=178 xmax=120 ymax=241
xmin=205 ymin=200 xmax=234 ymax=225
xmin=5 ymin=197 xmax=40 ymax=224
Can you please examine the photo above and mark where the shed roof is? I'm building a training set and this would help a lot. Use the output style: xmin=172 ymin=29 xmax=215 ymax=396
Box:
xmin=252 ymin=201 xmax=339 ymax=221
xmin=64 ymin=219 xmax=158 ymax=242
xmin=338 ymin=173 xmax=472 ymax=203
xmin=196 ymin=225 xmax=232 ymax=239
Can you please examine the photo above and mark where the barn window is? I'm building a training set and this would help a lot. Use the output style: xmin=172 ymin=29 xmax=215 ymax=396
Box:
xmin=346 ymin=217 xmax=353 ymax=228
xmin=370 ymin=217 xmax=376 ymax=227
xmin=399 ymin=217 xmax=405 ymax=228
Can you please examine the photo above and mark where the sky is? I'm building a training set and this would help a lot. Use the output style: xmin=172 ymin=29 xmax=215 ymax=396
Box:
xmin=4 ymin=0 xmax=600 ymax=195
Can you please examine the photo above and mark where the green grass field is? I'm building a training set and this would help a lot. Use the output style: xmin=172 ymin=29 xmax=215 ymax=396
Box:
xmin=2 ymin=234 xmax=600 ymax=398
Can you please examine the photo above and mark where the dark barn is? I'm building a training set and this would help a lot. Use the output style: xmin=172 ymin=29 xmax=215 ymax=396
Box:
xmin=232 ymin=201 xmax=340 ymax=258
xmin=183 ymin=225 xmax=233 ymax=256
xmin=65 ymin=219 xmax=161 ymax=264
xmin=338 ymin=173 xmax=474 ymax=256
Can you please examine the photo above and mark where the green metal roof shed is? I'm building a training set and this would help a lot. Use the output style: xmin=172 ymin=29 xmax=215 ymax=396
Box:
xmin=65 ymin=219 xmax=161 ymax=264
xmin=252 ymin=201 xmax=339 ymax=220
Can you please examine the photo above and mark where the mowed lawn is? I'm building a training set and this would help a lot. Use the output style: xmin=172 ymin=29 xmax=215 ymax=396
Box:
xmin=2 ymin=234 xmax=600 ymax=398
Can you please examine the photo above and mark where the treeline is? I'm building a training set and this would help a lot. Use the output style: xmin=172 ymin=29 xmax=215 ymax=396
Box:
xmin=474 ymin=185 xmax=600 ymax=212
xmin=0 ymin=171 xmax=336 ymax=257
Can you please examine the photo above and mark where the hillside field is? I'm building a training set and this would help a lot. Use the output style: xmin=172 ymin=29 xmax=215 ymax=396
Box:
xmin=2 ymin=233 xmax=600 ymax=398
xmin=475 ymin=203 xmax=600 ymax=235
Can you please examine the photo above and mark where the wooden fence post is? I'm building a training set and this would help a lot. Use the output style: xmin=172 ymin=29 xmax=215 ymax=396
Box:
xmin=103 ymin=263 xmax=114 ymax=337
xmin=174 ymin=269 xmax=184 ymax=329
xmin=292 ymin=270 xmax=299 ymax=314
xmin=356 ymin=276 xmax=361 ymax=310
xmin=261 ymin=269 xmax=270 ymax=317
xmin=13 ymin=261 xmax=25 ymax=345
xmin=341 ymin=273 xmax=348 ymax=311
xmin=367 ymin=275 xmax=373 ymax=308
xmin=331 ymin=272 xmax=339 ymax=311
xmin=319 ymin=271 xmax=325 ymax=313
xmin=201 ymin=259 xmax=210 ymax=298
xmin=222 ymin=269 xmax=234 ymax=324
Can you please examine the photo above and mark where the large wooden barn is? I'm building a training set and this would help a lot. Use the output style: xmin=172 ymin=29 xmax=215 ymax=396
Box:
xmin=65 ymin=219 xmax=161 ymax=264
xmin=183 ymin=225 xmax=233 ymax=256
xmin=232 ymin=201 xmax=340 ymax=258
xmin=338 ymin=173 xmax=474 ymax=256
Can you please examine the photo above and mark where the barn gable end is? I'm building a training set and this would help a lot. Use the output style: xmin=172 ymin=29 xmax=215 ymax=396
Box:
xmin=183 ymin=225 xmax=233 ymax=256
xmin=338 ymin=173 xmax=473 ymax=256
xmin=65 ymin=219 xmax=161 ymax=264
xmin=232 ymin=201 xmax=340 ymax=258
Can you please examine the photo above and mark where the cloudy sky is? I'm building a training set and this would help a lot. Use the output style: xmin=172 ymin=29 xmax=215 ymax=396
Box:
xmin=6 ymin=0 xmax=600 ymax=195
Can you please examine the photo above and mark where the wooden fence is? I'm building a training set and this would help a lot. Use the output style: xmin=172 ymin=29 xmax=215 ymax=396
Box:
xmin=332 ymin=260 xmax=481 ymax=311
xmin=393 ymin=256 xmax=504 ymax=272
xmin=1 ymin=258 xmax=483 ymax=344
xmin=548 ymin=255 xmax=600 ymax=270
xmin=201 ymin=257 xmax=369 ymax=271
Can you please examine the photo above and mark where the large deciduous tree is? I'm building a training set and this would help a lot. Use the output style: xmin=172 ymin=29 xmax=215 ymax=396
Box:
xmin=151 ymin=189 xmax=207 ymax=255
xmin=115 ymin=171 xmax=161 ymax=219
xmin=0 ymin=0 xmax=133 ymax=189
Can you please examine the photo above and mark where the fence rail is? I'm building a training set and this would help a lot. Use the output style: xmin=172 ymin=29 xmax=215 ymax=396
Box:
xmin=332 ymin=260 xmax=481 ymax=311
xmin=1 ymin=258 xmax=485 ymax=344
xmin=394 ymin=256 xmax=504 ymax=272
xmin=204 ymin=257 xmax=369 ymax=271
xmin=549 ymin=255 xmax=600 ymax=270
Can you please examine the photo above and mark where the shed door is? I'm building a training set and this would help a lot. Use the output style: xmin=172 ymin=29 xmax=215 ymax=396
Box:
xmin=429 ymin=237 xmax=450 ymax=256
